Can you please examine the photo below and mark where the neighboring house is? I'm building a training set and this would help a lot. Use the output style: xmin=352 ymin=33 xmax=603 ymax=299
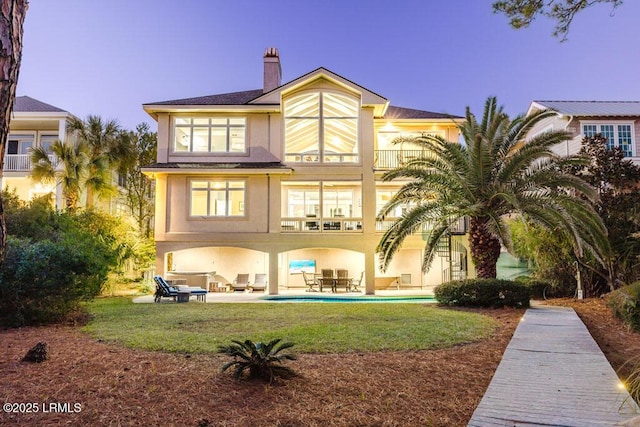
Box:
xmin=3 ymin=95 xmax=128 ymax=213
xmin=143 ymin=48 xmax=466 ymax=294
xmin=3 ymin=96 xmax=72 ymax=209
xmin=526 ymin=100 xmax=640 ymax=165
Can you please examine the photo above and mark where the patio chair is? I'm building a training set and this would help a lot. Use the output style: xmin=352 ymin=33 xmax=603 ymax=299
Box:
xmin=154 ymin=275 xmax=207 ymax=302
xmin=318 ymin=269 xmax=335 ymax=292
xmin=231 ymin=274 xmax=250 ymax=292
xmin=249 ymin=274 xmax=267 ymax=292
xmin=350 ymin=271 xmax=364 ymax=292
xmin=302 ymin=271 xmax=318 ymax=292
xmin=154 ymin=275 xmax=178 ymax=302
xmin=335 ymin=269 xmax=351 ymax=292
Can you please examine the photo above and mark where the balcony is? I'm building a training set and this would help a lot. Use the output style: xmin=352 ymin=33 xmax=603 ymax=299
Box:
xmin=281 ymin=217 xmax=362 ymax=233
xmin=374 ymin=150 xmax=433 ymax=170
xmin=4 ymin=154 xmax=57 ymax=172
xmin=376 ymin=216 xmax=468 ymax=234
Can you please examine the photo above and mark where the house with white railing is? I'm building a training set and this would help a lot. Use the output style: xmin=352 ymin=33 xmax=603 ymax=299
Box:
xmin=143 ymin=49 xmax=469 ymax=294
xmin=2 ymin=96 xmax=72 ymax=208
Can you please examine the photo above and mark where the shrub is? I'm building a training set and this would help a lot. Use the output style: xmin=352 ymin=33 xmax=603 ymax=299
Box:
xmin=0 ymin=236 xmax=110 ymax=326
xmin=606 ymin=282 xmax=640 ymax=332
xmin=434 ymin=278 xmax=531 ymax=308
xmin=219 ymin=339 xmax=296 ymax=383
xmin=515 ymin=276 xmax=553 ymax=299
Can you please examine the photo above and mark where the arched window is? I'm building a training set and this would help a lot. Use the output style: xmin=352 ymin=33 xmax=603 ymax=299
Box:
xmin=284 ymin=91 xmax=359 ymax=163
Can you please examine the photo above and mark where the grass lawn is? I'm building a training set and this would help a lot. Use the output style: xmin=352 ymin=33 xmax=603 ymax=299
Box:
xmin=83 ymin=297 xmax=498 ymax=354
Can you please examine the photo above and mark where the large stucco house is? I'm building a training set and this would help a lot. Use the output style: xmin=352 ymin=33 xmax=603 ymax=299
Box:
xmin=526 ymin=100 xmax=640 ymax=165
xmin=143 ymin=48 xmax=467 ymax=295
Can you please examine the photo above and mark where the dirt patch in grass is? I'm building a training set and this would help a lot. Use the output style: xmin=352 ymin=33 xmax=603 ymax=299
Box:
xmin=0 ymin=306 xmax=521 ymax=426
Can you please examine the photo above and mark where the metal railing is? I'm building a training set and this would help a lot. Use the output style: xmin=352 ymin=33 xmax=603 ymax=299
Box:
xmin=375 ymin=217 xmax=468 ymax=234
xmin=373 ymin=150 xmax=433 ymax=169
xmin=281 ymin=217 xmax=362 ymax=233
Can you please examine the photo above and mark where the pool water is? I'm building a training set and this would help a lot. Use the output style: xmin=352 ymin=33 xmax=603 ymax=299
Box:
xmin=260 ymin=294 xmax=437 ymax=303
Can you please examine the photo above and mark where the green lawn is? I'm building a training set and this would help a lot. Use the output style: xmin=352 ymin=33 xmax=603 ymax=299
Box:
xmin=82 ymin=297 xmax=498 ymax=354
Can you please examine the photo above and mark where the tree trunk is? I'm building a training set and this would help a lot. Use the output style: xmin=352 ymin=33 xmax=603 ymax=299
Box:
xmin=468 ymin=216 xmax=502 ymax=278
xmin=0 ymin=0 xmax=28 ymax=264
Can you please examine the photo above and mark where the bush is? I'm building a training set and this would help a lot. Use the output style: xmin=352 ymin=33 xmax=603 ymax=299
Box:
xmin=219 ymin=339 xmax=297 ymax=383
xmin=515 ymin=276 xmax=553 ymax=299
xmin=606 ymin=282 xmax=640 ymax=332
xmin=434 ymin=278 xmax=531 ymax=308
xmin=0 ymin=236 xmax=110 ymax=327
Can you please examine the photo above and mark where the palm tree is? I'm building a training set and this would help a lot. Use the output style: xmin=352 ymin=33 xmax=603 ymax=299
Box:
xmin=30 ymin=139 xmax=90 ymax=210
xmin=66 ymin=115 xmax=131 ymax=207
xmin=377 ymin=96 xmax=609 ymax=279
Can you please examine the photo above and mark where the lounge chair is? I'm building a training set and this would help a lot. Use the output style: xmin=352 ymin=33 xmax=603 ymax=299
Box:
xmin=249 ymin=274 xmax=267 ymax=292
xmin=154 ymin=275 xmax=178 ymax=302
xmin=318 ymin=269 xmax=335 ymax=292
xmin=335 ymin=269 xmax=351 ymax=292
xmin=154 ymin=275 xmax=207 ymax=302
xmin=302 ymin=271 xmax=318 ymax=292
xmin=231 ymin=274 xmax=250 ymax=292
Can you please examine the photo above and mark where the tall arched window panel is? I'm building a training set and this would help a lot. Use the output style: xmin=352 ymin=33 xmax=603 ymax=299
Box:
xmin=284 ymin=91 xmax=359 ymax=163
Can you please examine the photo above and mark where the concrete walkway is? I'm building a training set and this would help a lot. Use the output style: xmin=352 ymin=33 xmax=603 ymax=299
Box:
xmin=468 ymin=305 xmax=640 ymax=426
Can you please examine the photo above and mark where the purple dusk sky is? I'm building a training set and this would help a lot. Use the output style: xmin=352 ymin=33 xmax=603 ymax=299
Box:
xmin=17 ymin=0 xmax=640 ymax=131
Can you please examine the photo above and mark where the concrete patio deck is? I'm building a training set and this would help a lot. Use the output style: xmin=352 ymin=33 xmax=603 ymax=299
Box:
xmin=468 ymin=305 xmax=640 ymax=426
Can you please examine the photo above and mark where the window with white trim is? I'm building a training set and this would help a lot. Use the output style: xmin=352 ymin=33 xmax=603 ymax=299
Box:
xmin=284 ymin=91 xmax=359 ymax=163
xmin=7 ymin=133 xmax=34 ymax=154
xmin=174 ymin=118 xmax=246 ymax=153
xmin=582 ymin=123 xmax=634 ymax=157
xmin=190 ymin=180 xmax=245 ymax=217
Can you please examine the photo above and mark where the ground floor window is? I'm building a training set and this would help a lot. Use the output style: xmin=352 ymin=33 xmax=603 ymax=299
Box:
xmin=190 ymin=180 xmax=245 ymax=217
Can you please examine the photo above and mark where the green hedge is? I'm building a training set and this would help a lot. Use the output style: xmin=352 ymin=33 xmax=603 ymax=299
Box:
xmin=606 ymin=282 xmax=640 ymax=332
xmin=0 ymin=236 xmax=109 ymax=326
xmin=434 ymin=278 xmax=531 ymax=308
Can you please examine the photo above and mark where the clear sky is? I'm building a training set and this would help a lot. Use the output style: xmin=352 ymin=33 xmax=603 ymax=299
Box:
xmin=17 ymin=0 xmax=640 ymax=132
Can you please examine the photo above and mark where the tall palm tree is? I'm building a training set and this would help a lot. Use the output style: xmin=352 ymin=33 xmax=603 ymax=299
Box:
xmin=66 ymin=115 xmax=131 ymax=207
xmin=377 ymin=96 xmax=609 ymax=279
xmin=30 ymin=139 xmax=90 ymax=210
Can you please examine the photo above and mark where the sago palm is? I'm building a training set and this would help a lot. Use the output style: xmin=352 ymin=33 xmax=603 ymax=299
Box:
xmin=377 ymin=96 xmax=609 ymax=279
xmin=30 ymin=139 xmax=90 ymax=210
xmin=219 ymin=338 xmax=296 ymax=383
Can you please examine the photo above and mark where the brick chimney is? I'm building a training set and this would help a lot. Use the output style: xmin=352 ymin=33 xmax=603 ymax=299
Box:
xmin=263 ymin=47 xmax=281 ymax=93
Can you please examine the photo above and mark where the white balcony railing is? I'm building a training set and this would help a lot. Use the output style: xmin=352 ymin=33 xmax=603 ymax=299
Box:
xmin=281 ymin=217 xmax=363 ymax=233
xmin=374 ymin=150 xmax=434 ymax=169
xmin=4 ymin=154 xmax=58 ymax=172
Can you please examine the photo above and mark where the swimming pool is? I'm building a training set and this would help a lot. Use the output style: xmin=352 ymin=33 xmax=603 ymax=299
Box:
xmin=260 ymin=294 xmax=437 ymax=303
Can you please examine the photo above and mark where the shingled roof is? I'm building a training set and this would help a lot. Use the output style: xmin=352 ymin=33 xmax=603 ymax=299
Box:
xmin=383 ymin=105 xmax=462 ymax=120
xmin=145 ymin=91 xmax=459 ymax=119
xmin=13 ymin=96 xmax=68 ymax=113
xmin=145 ymin=89 xmax=265 ymax=106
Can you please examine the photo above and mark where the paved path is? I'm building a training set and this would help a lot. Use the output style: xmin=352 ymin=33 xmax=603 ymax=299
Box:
xmin=468 ymin=305 xmax=640 ymax=426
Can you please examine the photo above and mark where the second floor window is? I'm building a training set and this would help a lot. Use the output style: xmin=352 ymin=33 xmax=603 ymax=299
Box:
xmin=190 ymin=180 xmax=245 ymax=217
xmin=174 ymin=118 xmax=246 ymax=153
xmin=7 ymin=134 xmax=34 ymax=154
xmin=582 ymin=123 xmax=634 ymax=157
xmin=284 ymin=91 xmax=359 ymax=163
